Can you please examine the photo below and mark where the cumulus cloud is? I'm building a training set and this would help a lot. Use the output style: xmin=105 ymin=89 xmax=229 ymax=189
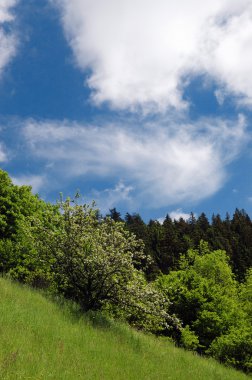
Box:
xmin=0 ymin=0 xmax=18 ymax=78
xmin=169 ymin=209 xmax=192 ymax=221
xmin=199 ymin=1 xmax=252 ymax=106
xmin=53 ymin=0 xmax=252 ymax=112
xmin=22 ymin=115 xmax=247 ymax=209
xmin=157 ymin=209 xmax=192 ymax=223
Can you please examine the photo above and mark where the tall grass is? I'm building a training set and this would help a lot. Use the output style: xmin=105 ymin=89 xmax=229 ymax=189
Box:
xmin=0 ymin=278 xmax=249 ymax=380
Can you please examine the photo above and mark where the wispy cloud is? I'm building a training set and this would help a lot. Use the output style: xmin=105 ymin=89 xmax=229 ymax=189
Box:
xmin=0 ymin=142 xmax=8 ymax=162
xmin=1 ymin=1 xmax=249 ymax=212
xmin=0 ymin=0 xmax=18 ymax=78
xmin=11 ymin=174 xmax=46 ymax=193
xmin=53 ymin=0 xmax=252 ymax=112
xmin=22 ymin=114 xmax=247 ymax=209
xmin=92 ymin=181 xmax=134 ymax=214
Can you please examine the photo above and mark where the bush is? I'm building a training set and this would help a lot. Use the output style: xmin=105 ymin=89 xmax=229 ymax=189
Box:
xmin=180 ymin=325 xmax=200 ymax=351
xmin=156 ymin=242 xmax=244 ymax=353
xmin=209 ymin=326 xmax=252 ymax=373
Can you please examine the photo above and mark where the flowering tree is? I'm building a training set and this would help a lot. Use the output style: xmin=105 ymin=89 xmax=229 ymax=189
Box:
xmin=36 ymin=196 xmax=177 ymax=333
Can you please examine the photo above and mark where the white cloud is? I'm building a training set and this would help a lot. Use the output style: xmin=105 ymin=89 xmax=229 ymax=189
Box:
xmin=0 ymin=0 xmax=18 ymax=78
xmin=156 ymin=217 xmax=165 ymax=224
xmin=158 ymin=209 xmax=194 ymax=224
xmin=199 ymin=1 xmax=252 ymax=106
xmin=0 ymin=0 xmax=16 ymax=22
xmin=11 ymin=174 xmax=46 ymax=193
xmin=53 ymin=0 xmax=252 ymax=112
xmin=169 ymin=209 xmax=192 ymax=221
xmin=0 ymin=142 xmax=8 ymax=162
xmin=92 ymin=181 xmax=134 ymax=213
xmin=22 ymin=114 xmax=247 ymax=209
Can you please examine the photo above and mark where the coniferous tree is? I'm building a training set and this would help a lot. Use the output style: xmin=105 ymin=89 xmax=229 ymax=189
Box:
xmin=230 ymin=209 xmax=252 ymax=280
xmin=107 ymin=207 xmax=123 ymax=222
xmin=157 ymin=215 xmax=181 ymax=273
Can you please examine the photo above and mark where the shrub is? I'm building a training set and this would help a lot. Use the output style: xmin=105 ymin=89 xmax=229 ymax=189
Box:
xmin=209 ymin=326 xmax=252 ymax=373
xmin=34 ymin=196 xmax=178 ymax=333
xmin=180 ymin=325 xmax=200 ymax=351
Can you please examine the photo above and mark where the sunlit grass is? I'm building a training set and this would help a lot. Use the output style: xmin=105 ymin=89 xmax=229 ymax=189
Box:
xmin=0 ymin=278 xmax=249 ymax=380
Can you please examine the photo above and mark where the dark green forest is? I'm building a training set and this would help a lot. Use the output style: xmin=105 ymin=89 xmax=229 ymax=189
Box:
xmin=120 ymin=207 xmax=252 ymax=282
xmin=0 ymin=169 xmax=251 ymax=374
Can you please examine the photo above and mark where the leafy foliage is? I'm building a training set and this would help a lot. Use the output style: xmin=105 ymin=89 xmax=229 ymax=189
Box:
xmin=33 ymin=196 xmax=177 ymax=333
xmin=0 ymin=169 xmax=251 ymax=373
xmin=0 ymin=169 xmax=58 ymax=283
xmin=156 ymin=242 xmax=251 ymax=372
xmin=209 ymin=268 xmax=252 ymax=373
xmin=209 ymin=326 xmax=252 ymax=373
xmin=125 ymin=209 xmax=252 ymax=280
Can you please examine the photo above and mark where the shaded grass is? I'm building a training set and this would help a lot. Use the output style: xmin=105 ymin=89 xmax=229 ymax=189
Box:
xmin=0 ymin=278 xmax=249 ymax=380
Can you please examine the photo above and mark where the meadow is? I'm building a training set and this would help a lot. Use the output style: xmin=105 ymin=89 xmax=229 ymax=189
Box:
xmin=0 ymin=278 xmax=249 ymax=380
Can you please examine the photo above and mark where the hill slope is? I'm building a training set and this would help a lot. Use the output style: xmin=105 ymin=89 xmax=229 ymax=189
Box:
xmin=0 ymin=278 xmax=249 ymax=380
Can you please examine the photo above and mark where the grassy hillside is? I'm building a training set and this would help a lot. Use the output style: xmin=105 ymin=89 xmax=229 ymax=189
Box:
xmin=0 ymin=278 xmax=249 ymax=380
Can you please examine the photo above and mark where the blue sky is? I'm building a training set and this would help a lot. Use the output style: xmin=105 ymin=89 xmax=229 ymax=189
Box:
xmin=1 ymin=0 xmax=252 ymax=221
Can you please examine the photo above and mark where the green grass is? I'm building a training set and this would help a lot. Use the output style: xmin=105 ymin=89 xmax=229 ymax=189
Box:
xmin=0 ymin=278 xmax=249 ymax=380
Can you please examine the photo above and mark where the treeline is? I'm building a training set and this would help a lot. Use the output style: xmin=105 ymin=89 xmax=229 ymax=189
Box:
xmin=110 ymin=209 xmax=252 ymax=281
xmin=0 ymin=169 xmax=251 ymax=374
